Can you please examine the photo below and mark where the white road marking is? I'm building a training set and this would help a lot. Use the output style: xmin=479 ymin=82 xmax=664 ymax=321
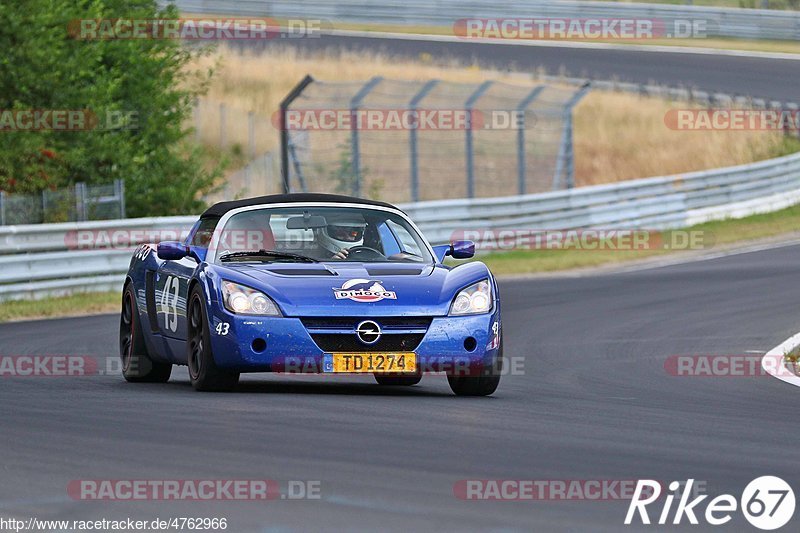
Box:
xmin=763 ymin=332 xmax=800 ymax=388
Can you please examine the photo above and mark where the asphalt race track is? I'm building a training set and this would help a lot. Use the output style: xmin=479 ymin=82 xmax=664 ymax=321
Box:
xmin=1 ymin=244 xmax=800 ymax=531
xmin=241 ymin=33 xmax=800 ymax=102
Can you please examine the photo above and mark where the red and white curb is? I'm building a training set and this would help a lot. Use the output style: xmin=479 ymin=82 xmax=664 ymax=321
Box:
xmin=763 ymin=332 xmax=800 ymax=387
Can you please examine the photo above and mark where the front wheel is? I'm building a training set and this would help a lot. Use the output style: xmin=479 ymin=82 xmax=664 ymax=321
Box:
xmin=187 ymin=287 xmax=239 ymax=392
xmin=447 ymin=343 xmax=502 ymax=397
xmin=120 ymin=283 xmax=172 ymax=383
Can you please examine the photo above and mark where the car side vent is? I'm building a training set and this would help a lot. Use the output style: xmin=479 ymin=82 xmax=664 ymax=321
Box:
xmin=145 ymin=271 xmax=160 ymax=332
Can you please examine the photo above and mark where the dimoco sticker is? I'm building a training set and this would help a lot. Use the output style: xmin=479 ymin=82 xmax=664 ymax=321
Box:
xmin=333 ymin=279 xmax=397 ymax=302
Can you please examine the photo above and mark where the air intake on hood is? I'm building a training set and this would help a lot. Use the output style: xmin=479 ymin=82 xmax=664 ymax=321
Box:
xmin=366 ymin=268 xmax=423 ymax=276
xmin=267 ymin=268 xmax=335 ymax=276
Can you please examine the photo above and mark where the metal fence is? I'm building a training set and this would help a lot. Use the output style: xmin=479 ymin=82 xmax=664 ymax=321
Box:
xmin=0 ymin=180 xmax=125 ymax=226
xmin=279 ymin=76 xmax=589 ymax=203
xmin=2 ymin=151 xmax=799 ymax=301
xmin=211 ymin=151 xmax=281 ymax=202
xmin=191 ymin=100 xmax=281 ymax=201
xmin=190 ymin=72 xmax=800 ymax=204
xmin=193 ymin=99 xmax=274 ymax=156
xmin=169 ymin=0 xmax=800 ymax=40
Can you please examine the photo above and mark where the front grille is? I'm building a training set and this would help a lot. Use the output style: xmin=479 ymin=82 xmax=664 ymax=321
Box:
xmin=310 ymin=333 xmax=425 ymax=353
xmin=301 ymin=317 xmax=433 ymax=331
xmin=301 ymin=317 xmax=432 ymax=352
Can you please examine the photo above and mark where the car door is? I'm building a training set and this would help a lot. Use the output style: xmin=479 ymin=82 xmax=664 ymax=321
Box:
xmin=155 ymin=257 xmax=194 ymax=342
xmin=155 ymin=217 xmax=217 ymax=343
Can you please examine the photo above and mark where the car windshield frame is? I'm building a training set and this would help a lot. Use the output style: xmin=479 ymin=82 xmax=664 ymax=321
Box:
xmin=206 ymin=202 xmax=436 ymax=265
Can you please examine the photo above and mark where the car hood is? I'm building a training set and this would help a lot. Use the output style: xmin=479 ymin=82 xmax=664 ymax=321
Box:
xmin=218 ymin=261 xmax=489 ymax=317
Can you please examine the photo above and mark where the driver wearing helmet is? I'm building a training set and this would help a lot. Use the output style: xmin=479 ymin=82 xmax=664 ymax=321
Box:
xmin=314 ymin=214 xmax=368 ymax=260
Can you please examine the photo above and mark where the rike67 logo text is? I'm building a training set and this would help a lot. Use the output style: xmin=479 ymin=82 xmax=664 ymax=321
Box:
xmin=625 ymin=477 xmax=795 ymax=530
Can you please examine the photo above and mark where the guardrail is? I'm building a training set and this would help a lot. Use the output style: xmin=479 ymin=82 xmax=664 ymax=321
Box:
xmin=2 ymin=152 xmax=800 ymax=301
xmin=169 ymin=0 xmax=800 ymax=41
xmin=0 ymin=217 xmax=196 ymax=301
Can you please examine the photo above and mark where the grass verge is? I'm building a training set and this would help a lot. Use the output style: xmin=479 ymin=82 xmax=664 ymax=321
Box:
xmin=0 ymin=292 xmax=119 ymax=323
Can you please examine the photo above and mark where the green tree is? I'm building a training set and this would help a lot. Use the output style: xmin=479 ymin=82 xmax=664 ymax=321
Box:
xmin=0 ymin=0 xmax=220 ymax=216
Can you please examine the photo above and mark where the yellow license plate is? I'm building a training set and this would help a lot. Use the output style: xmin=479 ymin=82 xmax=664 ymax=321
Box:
xmin=326 ymin=352 xmax=417 ymax=373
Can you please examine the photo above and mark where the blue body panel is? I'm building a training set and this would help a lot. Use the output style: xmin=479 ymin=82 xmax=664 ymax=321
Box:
xmin=124 ymin=217 xmax=502 ymax=374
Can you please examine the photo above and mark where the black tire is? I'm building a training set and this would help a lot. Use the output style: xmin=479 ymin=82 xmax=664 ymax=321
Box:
xmin=187 ymin=287 xmax=239 ymax=392
xmin=120 ymin=283 xmax=172 ymax=383
xmin=447 ymin=342 xmax=502 ymax=397
xmin=374 ymin=373 xmax=422 ymax=387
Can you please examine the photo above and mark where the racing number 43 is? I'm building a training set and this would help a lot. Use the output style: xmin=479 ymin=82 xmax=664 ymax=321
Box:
xmin=159 ymin=276 xmax=180 ymax=333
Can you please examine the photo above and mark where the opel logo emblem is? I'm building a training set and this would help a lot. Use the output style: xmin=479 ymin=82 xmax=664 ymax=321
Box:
xmin=356 ymin=320 xmax=381 ymax=345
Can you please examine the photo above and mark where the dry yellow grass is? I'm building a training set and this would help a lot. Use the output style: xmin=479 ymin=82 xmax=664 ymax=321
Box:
xmin=573 ymin=92 xmax=795 ymax=186
xmin=189 ymin=45 xmax=795 ymax=193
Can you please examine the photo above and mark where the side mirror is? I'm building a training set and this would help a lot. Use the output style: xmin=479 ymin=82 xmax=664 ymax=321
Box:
xmin=450 ymin=240 xmax=475 ymax=259
xmin=157 ymin=241 xmax=188 ymax=261
xmin=432 ymin=244 xmax=450 ymax=263
xmin=432 ymin=240 xmax=476 ymax=262
xmin=187 ymin=245 xmax=207 ymax=262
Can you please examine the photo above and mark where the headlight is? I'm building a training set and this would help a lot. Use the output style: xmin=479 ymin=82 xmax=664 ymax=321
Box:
xmin=449 ymin=279 xmax=493 ymax=315
xmin=221 ymin=281 xmax=281 ymax=316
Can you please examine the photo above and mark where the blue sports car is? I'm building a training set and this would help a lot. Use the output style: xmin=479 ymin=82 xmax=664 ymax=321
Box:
xmin=120 ymin=193 xmax=502 ymax=395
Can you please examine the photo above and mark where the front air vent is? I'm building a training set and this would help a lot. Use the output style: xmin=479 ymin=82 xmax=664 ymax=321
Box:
xmin=366 ymin=268 xmax=423 ymax=276
xmin=301 ymin=317 xmax=433 ymax=353
xmin=310 ymin=334 xmax=425 ymax=353
xmin=267 ymin=268 xmax=334 ymax=276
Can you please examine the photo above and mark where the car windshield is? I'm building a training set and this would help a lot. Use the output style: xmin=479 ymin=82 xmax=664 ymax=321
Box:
xmin=213 ymin=205 xmax=433 ymax=264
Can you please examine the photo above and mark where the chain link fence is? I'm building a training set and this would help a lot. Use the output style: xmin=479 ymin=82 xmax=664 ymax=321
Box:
xmin=192 ymin=100 xmax=281 ymax=201
xmin=280 ymin=76 xmax=588 ymax=203
xmin=0 ymin=180 xmax=125 ymax=225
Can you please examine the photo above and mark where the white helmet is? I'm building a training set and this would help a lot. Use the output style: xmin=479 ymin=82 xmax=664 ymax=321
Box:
xmin=316 ymin=214 xmax=366 ymax=254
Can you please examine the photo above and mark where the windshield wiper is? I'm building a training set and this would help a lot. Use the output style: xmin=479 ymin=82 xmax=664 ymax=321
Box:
xmin=220 ymin=250 xmax=319 ymax=263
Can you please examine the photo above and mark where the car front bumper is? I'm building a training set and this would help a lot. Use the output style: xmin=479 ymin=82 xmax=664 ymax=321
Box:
xmin=207 ymin=309 xmax=502 ymax=375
